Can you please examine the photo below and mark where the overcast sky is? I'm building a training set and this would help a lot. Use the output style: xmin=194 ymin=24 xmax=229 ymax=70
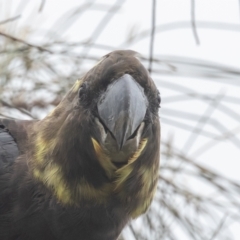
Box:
xmin=1 ymin=0 xmax=240 ymax=239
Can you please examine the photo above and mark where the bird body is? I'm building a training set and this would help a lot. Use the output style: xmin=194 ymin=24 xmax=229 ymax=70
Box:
xmin=0 ymin=50 xmax=160 ymax=240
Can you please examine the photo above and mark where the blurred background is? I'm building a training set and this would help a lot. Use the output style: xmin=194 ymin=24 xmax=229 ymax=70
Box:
xmin=0 ymin=0 xmax=240 ymax=239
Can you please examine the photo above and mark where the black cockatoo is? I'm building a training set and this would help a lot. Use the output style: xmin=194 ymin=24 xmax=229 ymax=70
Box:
xmin=0 ymin=50 xmax=160 ymax=240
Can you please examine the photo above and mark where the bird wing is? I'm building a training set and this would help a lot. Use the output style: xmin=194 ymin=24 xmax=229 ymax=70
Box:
xmin=0 ymin=126 xmax=19 ymax=172
xmin=0 ymin=118 xmax=35 ymax=172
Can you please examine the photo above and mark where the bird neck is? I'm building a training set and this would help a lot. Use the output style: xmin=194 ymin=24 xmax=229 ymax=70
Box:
xmin=29 ymin=106 xmax=112 ymax=206
xmin=29 ymin=108 xmax=159 ymax=219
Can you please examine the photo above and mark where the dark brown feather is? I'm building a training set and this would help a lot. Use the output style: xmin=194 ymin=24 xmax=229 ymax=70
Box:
xmin=0 ymin=50 xmax=160 ymax=240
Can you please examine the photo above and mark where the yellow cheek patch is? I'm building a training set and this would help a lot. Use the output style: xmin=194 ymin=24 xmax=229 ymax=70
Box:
xmin=33 ymin=135 xmax=115 ymax=205
xmin=76 ymin=178 xmax=112 ymax=203
xmin=131 ymin=196 xmax=154 ymax=219
xmin=33 ymin=133 xmax=73 ymax=204
xmin=33 ymin=164 xmax=72 ymax=205
xmin=91 ymin=137 xmax=149 ymax=197
xmin=114 ymin=165 xmax=134 ymax=191
xmin=91 ymin=138 xmax=117 ymax=179
xmin=114 ymin=138 xmax=158 ymax=219
xmin=93 ymin=57 xmax=105 ymax=68
xmin=139 ymin=166 xmax=155 ymax=197
xmin=128 ymin=138 xmax=148 ymax=164
xmin=33 ymin=164 xmax=112 ymax=205
xmin=130 ymin=165 xmax=158 ymax=218
xmin=33 ymin=130 xmax=152 ymax=208
xmin=72 ymin=79 xmax=83 ymax=93
xmin=34 ymin=135 xmax=57 ymax=165
xmin=114 ymin=138 xmax=148 ymax=191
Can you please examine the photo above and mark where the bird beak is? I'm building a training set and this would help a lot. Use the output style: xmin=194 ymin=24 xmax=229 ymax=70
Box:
xmin=97 ymin=74 xmax=148 ymax=150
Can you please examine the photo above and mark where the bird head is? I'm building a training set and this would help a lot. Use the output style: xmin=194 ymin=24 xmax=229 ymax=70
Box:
xmin=32 ymin=50 xmax=160 ymax=216
xmin=70 ymin=50 xmax=160 ymax=168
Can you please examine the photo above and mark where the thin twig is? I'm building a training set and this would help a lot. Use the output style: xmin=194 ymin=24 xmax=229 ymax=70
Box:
xmin=191 ymin=0 xmax=200 ymax=45
xmin=161 ymin=116 xmax=220 ymax=139
xmin=182 ymin=90 xmax=225 ymax=153
xmin=162 ymin=107 xmax=240 ymax=150
xmin=50 ymin=0 xmax=97 ymax=36
xmin=78 ymin=0 xmax=125 ymax=62
xmin=210 ymin=214 xmax=228 ymax=240
xmin=192 ymin=125 xmax=240 ymax=157
xmin=0 ymin=15 xmax=21 ymax=25
xmin=0 ymin=32 xmax=53 ymax=53
xmin=0 ymin=113 xmax=16 ymax=119
xmin=129 ymin=224 xmax=138 ymax=240
xmin=120 ymin=21 xmax=240 ymax=47
xmin=0 ymin=100 xmax=35 ymax=119
xmin=148 ymin=0 xmax=156 ymax=74
xmin=39 ymin=0 xmax=46 ymax=12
